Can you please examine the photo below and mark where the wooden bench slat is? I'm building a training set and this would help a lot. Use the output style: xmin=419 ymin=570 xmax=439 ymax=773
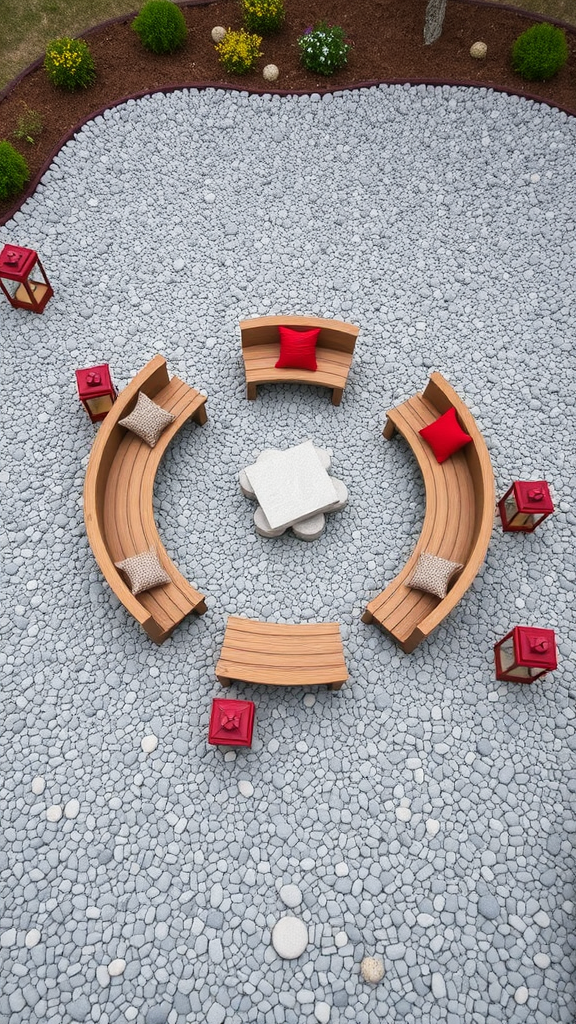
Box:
xmin=216 ymin=661 xmax=347 ymax=687
xmin=224 ymin=617 xmax=340 ymax=637
xmin=363 ymin=373 xmax=494 ymax=652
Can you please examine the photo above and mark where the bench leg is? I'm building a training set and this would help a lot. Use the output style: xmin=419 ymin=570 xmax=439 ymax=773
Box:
xmin=361 ymin=609 xmax=374 ymax=624
xmin=328 ymin=680 xmax=345 ymax=691
xmin=216 ymin=675 xmax=232 ymax=688
xmin=383 ymin=416 xmax=396 ymax=440
xmin=331 ymin=387 xmax=343 ymax=407
xmin=193 ymin=404 xmax=208 ymax=426
xmin=246 ymin=383 xmax=257 ymax=401
xmin=194 ymin=599 xmax=207 ymax=616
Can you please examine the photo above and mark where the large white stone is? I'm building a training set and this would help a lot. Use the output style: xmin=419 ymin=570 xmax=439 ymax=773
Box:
xmin=141 ymin=735 xmax=158 ymax=753
xmin=279 ymin=884 xmax=302 ymax=908
xmin=271 ymin=916 xmax=308 ymax=959
xmin=431 ymin=972 xmax=447 ymax=999
xmin=107 ymin=958 xmax=126 ymax=977
xmin=514 ymin=986 xmax=529 ymax=1005
xmin=238 ymin=780 xmax=254 ymax=798
xmin=31 ymin=777 xmax=45 ymax=795
xmin=426 ymin=818 xmax=440 ymax=837
xmin=25 ymin=929 xmax=41 ymax=948
xmin=534 ymin=952 xmax=550 ymax=969
xmin=46 ymin=805 xmax=62 ymax=822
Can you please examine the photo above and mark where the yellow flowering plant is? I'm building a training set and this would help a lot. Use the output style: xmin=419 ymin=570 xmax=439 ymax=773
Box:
xmin=215 ymin=29 xmax=263 ymax=74
xmin=240 ymin=0 xmax=285 ymax=35
xmin=44 ymin=38 xmax=96 ymax=92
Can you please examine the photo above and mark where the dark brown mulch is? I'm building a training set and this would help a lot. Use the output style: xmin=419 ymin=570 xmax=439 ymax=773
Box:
xmin=1 ymin=0 xmax=576 ymax=224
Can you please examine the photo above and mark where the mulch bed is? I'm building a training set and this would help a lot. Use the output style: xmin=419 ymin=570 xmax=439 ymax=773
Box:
xmin=1 ymin=0 xmax=576 ymax=225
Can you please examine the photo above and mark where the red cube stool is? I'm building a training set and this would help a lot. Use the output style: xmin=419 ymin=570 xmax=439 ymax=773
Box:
xmin=208 ymin=698 xmax=255 ymax=748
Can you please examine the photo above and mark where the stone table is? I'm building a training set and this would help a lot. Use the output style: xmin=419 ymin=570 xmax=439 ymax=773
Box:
xmin=240 ymin=440 xmax=347 ymax=540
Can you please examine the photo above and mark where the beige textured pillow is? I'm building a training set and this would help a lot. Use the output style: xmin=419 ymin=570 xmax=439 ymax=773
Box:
xmin=407 ymin=551 xmax=463 ymax=600
xmin=115 ymin=547 xmax=171 ymax=596
xmin=118 ymin=391 xmax=175 ymax=447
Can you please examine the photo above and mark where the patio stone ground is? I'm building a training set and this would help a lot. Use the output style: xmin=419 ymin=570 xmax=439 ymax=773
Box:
xmin=1 ymin=84 xmax=575 ymax=1024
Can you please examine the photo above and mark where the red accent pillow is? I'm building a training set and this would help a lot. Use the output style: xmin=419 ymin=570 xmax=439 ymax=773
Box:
xmin=275 ymin=326 xmax=319 ymax=372
xmin=419 ymin=407 xmax=472 ymax=464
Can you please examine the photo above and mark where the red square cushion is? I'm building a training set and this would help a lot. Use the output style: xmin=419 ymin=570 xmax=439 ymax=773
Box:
xmin=419 ymin=407 xmax=472 ymax=464
xmin=275 ymin=326 xmax=319 ymax=372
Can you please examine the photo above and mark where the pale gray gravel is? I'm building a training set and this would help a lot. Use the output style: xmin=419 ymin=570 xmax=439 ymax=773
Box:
xmin=1 ymin=84 xmax=575 ymax=1024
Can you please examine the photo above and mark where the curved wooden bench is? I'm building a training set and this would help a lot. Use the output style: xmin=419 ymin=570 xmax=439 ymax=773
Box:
xmin=215 ymin=616 xmax=348 ymax=690
xmin=362 ymin=372 xmax=494 ymax=653
xmin=84 ymin=355 xmax=208 ymax=644
xmin=240 ymin=315 xmax=359 ymax=406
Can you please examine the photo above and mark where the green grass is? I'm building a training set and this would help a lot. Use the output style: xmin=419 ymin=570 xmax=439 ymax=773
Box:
xmin=1 ymin=0 xmax=576 ymax=91
xmin=0 ymin=0 xmax=137 ymax=90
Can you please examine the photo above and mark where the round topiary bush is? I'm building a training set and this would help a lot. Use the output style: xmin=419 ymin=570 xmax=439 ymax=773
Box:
xmin=511 ymin=22 xmax=568 ymax=81
xmin=0 ymin=141 xmax=30 ymax=201
xmin=132 ymin=0 xmax=188 ymax=54
xmin=298 ymin=22 xmax=350 ymax=76
xmin=215 ymin=29 xmax=262 ymax=74
xmin=44 ymin=38 xmax=96 ymax=91
xmin=240 ymin=0 xmax=285 ymax=35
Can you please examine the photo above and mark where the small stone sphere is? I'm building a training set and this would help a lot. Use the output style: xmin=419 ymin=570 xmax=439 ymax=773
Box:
xmin=470 ymin=41 xmax=487 ymax=59
xmin=263 ymin=64 xmax=280 ymax=82
xmin=360 ymin=956 xmax=385 ymax=983
xmin=211 ymin=26 xmax=226 ymax=44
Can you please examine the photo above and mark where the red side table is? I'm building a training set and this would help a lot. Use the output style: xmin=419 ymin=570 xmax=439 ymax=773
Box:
xmin=208 ymin=698 xmax=255 ymax=747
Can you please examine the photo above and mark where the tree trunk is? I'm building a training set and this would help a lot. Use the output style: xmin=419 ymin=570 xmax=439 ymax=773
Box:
xmin=424 ymin=0 xmax=447 ymax=45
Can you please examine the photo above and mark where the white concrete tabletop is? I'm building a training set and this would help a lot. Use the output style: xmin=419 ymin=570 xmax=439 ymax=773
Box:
xmin=244 ymin=440 xmax=340 ymax=531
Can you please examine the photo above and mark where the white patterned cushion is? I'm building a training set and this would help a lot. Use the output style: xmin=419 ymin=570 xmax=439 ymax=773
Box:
xmin=118 ymin=391 xmax=175 ymax=447
xmin=115 ymin=547 xmax=171 ymax=596
xmin=406 ymin=551 xmax=464 ymax=600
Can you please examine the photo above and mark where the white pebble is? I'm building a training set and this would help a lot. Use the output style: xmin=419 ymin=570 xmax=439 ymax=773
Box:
xmin=31 ymin=777 xmax=45 ymax=795
xmin=426 ymin=818 xmax=440 ymax=837
xmin=303 ymin=693 xmax=315 ymax=707
xmin=335 ymin=862 xmax=349 ymax=877
xmin=25 ymin=929 xmax=41 ymax=948
xmin=334 ymin=931 xmax=348 ymax=948
xmin=314 ymin=1002 xmax=330 ymax=1024
xmin=271 ymin=917 xmax=308 ymax=959
xmin=263 ymin=64 xmax=280 ymax=83
xmin=514 ymin=986 xmax=529 ymax=1005
xmin=108 ymin=958 xmax=126 ymax=977
xmin=46 ymin=805 xmax=62 ymax=822
xmin=534 ymin=952 xmax=550 ymax=969
xmin=86 ymin=907 xmax=101 ymax=920
xmin=141 ymin=735 xmax=158 ymax=753
xmin=211 ymin=26 xmax=226 ymax=43
xmin=238 ymin=780 xmax=254 ymax=798
xmin=64 ymin=798 xmax=80 ymax=819
xmin=360 ymin=956 xmax=385 ymax=983
xmin=396 ymin=806 xmax=411 ymax=822
xmin=279 ymin=884 xmax=302 ymax=908
xmin=534 ymin=910 xmax=550 ymax=928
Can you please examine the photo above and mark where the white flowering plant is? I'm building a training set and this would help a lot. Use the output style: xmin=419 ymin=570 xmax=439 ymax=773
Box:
xmin=297 ymin=21 xmax=349 ymax=75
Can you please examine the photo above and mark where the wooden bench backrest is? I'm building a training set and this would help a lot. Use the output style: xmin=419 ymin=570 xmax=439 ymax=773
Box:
xmin=416 ymin=372 xmax=495 ymax=642
xmin=83 ymin=355 xmax=171 ymax=633
xmin=240 ymin=315 xmax=359 ymax=355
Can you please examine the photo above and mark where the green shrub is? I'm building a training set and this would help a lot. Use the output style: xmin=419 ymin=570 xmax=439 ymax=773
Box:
xmin=511 ymin=22 xmax=568 ymax=81
xmin=215 ymin=29 xmax=262 ymax=74
xmin=44 ymin=38 xmax=96 ymax=91
xmin=132 ymin=0 xmax=187 ymax=54
xmin=240 ymin=0 xmax=285 ymax=35
xmin=13 ymin=106 xmax=44 ymax=146
xmin=0 ymin=141 xmax=30 ymax=201
xmin=298 ymin=21 xmax=350 ymax=76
